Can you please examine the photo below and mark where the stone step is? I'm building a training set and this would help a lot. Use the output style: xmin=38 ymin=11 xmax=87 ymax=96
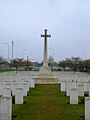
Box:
xmin=34 ymin=77 xmax=59 ymax=84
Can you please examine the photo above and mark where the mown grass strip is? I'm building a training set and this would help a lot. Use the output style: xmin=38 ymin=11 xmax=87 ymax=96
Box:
xmin=12 ymin=84 xmax=84 ymax=120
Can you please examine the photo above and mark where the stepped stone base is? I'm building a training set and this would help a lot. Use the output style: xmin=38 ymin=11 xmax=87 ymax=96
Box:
xmin=34 ymin=77 xmax=59 ymax=84
xmin=34 ymin=66 xmax=59 ymax=84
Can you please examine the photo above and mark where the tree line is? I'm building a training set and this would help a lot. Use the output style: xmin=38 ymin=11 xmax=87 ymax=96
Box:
xmin=58 ymin=57 xmax=90 ymax=72
xmin=47 ymin=56 xmax=90 ymax=72
xmin=0 ymin=56 xmax=90 ymax=72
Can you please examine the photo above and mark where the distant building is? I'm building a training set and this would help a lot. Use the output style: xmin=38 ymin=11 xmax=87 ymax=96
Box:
xmin=0 ymin=61 xmax=10 ymax=68
xmin=32 ymin=62 xmax=42 ymax=68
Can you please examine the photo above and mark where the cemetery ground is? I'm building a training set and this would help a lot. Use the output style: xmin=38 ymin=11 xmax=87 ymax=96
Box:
xmin=12 ymin=84 xmax=85 ymax=120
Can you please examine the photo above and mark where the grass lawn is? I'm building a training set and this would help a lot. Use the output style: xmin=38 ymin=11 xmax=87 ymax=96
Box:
xmin=12 ymin=84 xmax=85 ymax=120
xmin=0 ymin=68 xmax=16 ymax=72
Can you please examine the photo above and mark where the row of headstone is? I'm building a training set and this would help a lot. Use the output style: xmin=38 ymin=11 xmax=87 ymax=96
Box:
xmin=54 ymin=72 xmax=90 ymax=120
xmin=0 ymin=79 xmax=35 ymax=102
xmin=0 ymin=71 xmax=37 ymax=81
xmin=61 ymin=80 xmax=90 ymax=93
xmin=0 ymin=71 xmax=37 ymax=120
xmin=70 ymin=94 xmax=90 ymax=120
xmin=60 ymin=79 xmax=90 ymax=119
xmin=60 ymin=80 xmax=90 ymax=105
xmin=0 ymin=78 xmax=35 ymax=120
xmin=1 ymin=71 xmax=90 ymax=84
xmin=57 ymin=71 xmax=90 ymax=84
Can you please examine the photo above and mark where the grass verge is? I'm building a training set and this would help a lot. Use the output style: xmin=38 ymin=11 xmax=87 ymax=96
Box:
xmin=12 ymin=84 xmax=84 ymax=120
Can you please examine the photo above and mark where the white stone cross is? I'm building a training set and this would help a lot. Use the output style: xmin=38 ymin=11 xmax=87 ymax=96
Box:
xmin=41 ymin=29 xmax=51 ymax=67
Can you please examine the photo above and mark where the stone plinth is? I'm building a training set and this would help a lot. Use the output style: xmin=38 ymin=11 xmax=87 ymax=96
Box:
xmin=34 ymin=71 xmax=58 ymax=84
xmin=34 ymin=77 xmax=58 ymax=84
xmin=34 ymin=66 xmax=59 ymax=84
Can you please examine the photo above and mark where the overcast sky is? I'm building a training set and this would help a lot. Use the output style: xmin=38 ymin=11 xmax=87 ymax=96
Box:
xmin=0 ymin=0 xmax=90 ymax=62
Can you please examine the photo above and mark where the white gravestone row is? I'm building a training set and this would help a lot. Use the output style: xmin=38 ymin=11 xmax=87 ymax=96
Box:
xmin=58 ymin=72 xmax=90 ymax=86
xmin=0 ymin=79 xmax=35 ymax=103
xmin=60 ymin=80 xmax=90 ymax=119
xmin=60 ymin=79 xmax=90 ymax=105
xmin=0 ymin=75 xmax=35 ymax=120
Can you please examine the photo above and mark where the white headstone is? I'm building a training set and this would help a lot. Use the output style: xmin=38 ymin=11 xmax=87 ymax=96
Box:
xmin=0 ymin=96 xmax=12 ymax=120
xmin=21 ymin=83 xmax=28 ymax=96
xmin=71 ymin=80 xmax=77 ymax=89
xmin=87 ymin=83 xmax=90 ymax=96
xmin=70 ymin=88 xmax=78 ymax=104
xmin=3 ymin=88 xmax=11 ymax=97
xmin=15 ymin=88 xmax=23 ymax=104
xmin=4 ymin=84 xmax=11 ymax=89
xmin=78 ymin=84 xmax=84 ymax=96
xmin=66 ymin=82 xmax=72 ymax=96
xmin=24 ymin=81 xmax=29 ymax=91
xmin=60 ymin=80 xmax=66 ymax=91
xmin=0 ymin=83 xmax=4 ymax=96
xmin=30 ymin=79 xmax=35 ymax=88
xmin=85 ymin=97 xmax=90 ymax=120
xmin=83 ymin=82 xmax=88 ymax=92
xmin=11 ymin=82 xmax=19 ymax=96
